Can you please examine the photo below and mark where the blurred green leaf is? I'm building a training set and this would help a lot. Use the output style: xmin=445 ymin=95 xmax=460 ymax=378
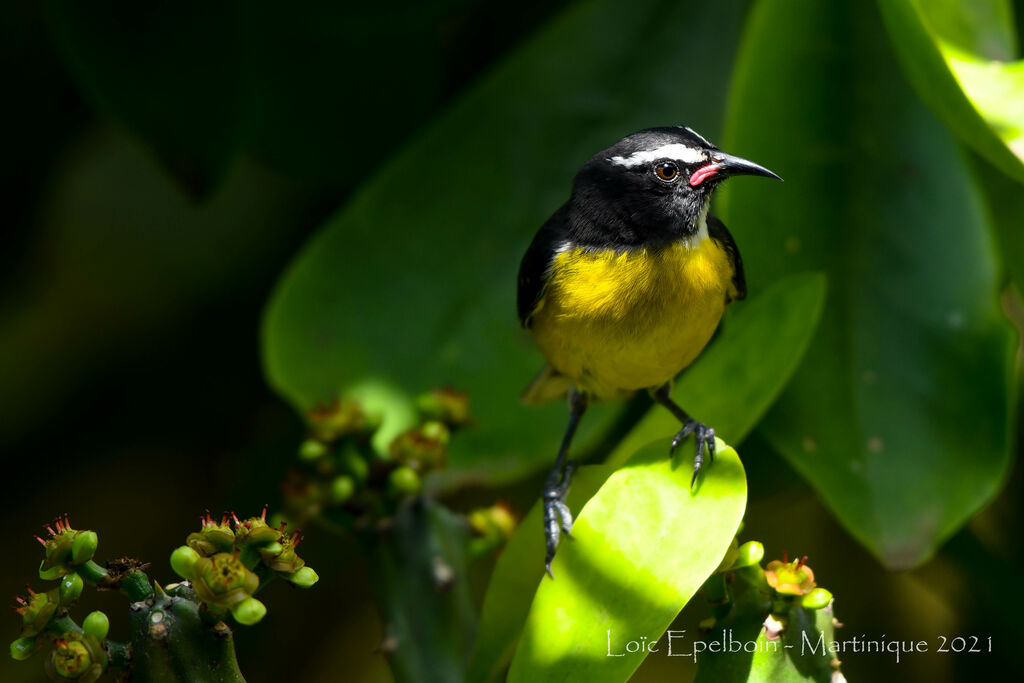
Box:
xmin=506 ymin=439 xmax=746 ymax=682
xmin=970 ymin=152 xmax=1024 ymax=293
xmin=467 ymin=466 xmax=615 ymax=683
xmin=878 ymin=0 xmax=1024 ymax=183
xmin=606 ymin=272 xmax=826 ymax=469
xmin=45 ymin=1 xmax=242 ymax=197
xmin=721 ymin=0 xmax=1016 ymax=568
xmin=261 ymin=0 xmax=749 ymax=485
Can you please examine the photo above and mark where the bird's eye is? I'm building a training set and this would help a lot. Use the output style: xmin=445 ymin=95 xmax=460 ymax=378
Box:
xmin=654 ymin=161 xmax=678 ymax=182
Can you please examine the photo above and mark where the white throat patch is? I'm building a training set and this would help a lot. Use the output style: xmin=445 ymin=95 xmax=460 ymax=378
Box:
xmin=608 ymin=143 xmax=706 ymax=168
xmin=680 ymin=201 xmax=710 ymax=250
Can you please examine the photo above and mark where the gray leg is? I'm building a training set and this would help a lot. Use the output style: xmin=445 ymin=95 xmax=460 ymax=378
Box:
xmin=543 ymin=387 xmax=588 ymax=578
xmin=651 ymin=383 xmax=717 ymax=487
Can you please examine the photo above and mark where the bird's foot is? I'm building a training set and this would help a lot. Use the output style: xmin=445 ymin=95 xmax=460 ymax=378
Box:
xmin=669 ymin=419 xmax=716 ymax=487
xmin=543 ymin=461 xmax=577 ymax=578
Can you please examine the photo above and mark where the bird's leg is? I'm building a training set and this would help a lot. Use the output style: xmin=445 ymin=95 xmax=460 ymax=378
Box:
xmin=542 ymin=387 xmax=589 ymax=578
xmin=651 ymin=383 xmax=716 ymax=488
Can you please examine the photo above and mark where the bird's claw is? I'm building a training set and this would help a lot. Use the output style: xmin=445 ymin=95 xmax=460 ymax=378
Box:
xmin=543 ymin=461 xmax=577 ymax=578
xmin=669 ymin=419 xmax=716 ymax=487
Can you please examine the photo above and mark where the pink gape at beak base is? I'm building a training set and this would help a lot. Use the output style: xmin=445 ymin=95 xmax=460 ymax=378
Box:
xmin=688 ymin=164 xmax=719 ymax=186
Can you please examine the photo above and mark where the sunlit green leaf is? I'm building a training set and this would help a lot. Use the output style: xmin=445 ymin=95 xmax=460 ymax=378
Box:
xmin=721 ymin=0 xmax=1016 ymax=569
xmin=506 ymin=439 xmax=746 ymax=682
xmin=467 ymin=466 xmax=615 ymax=683
xmin=878 ymin=0 xmax=1024 ymax=183
xmin=606 ymin=272 xmax=826 ymax=470
xmin=261 ymin=0 xmax=749 ymax=485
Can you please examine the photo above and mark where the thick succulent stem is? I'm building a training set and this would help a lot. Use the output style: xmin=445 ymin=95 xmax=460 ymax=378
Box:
xmin=362 ymin=498 xmax=477 ymax=683
xmin=123 ymin=582 xmax=246 ymax=683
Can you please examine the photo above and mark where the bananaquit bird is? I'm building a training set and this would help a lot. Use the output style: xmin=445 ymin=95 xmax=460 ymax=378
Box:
xmin=517 ymin=126 xmax=780 ymax=575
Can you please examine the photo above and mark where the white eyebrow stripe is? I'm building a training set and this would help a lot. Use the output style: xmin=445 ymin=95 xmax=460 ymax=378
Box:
xmin=684 ymin=127 xmax=714 ymax=147
xmin=608 ymin=143 xmax=706 ymax=167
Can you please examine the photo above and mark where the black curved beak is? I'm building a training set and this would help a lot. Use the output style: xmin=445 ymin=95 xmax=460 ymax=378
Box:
xmin=712 ymin=151 xmax=783 ymax=181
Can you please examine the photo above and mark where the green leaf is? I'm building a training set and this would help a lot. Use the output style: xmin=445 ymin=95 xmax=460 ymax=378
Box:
xmin=467 ymin=466 xmax=615 ymax=683
xmin=878 ymin=0 xmax=1024 ymax=183
xmin=506 ymin=439 xmax=747 ymax=682
xmin=721 ymin=0 xmax=1016 ymax=568
xmin=970 ymin=152 xmax=1024 ymax=293
xmin=261 ymin=0 xmax=749 ymax=484
xmin=605 ymin=272 xmax=826 ymax=470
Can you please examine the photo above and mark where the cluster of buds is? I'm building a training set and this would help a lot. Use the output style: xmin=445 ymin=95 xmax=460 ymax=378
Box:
xmin=288 ymin=389 xmax=472 ymax=527
xmin=35 ymin=516 xmax=104 ymax=583
xmin=170 ymin=508 xmax=318 ymax=625
xmin=44 ymin=630 xmax=107 ymax=682
xmin=698 ymin=540 xmax=844 ymax=681
xmin=10 ymin=518 xmax=111 ymax=679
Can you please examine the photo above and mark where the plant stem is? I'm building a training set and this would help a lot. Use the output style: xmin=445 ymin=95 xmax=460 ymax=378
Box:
xmin=362 ymin=498 xmax=476 ymax=683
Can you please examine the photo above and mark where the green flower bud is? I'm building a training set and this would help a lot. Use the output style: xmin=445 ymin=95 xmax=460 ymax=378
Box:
xmin=37 ymin=517 xmax=99 ymax=576
xmin=14 ymin=588 xmax=58 ymax=638
xmin=331 ymin=475 xmax=356 ymax=504
xmin=420 ymin=420 xmax=450 ymax=446
xmin=39 ymin=562 xmax=65 ymax=581
xmin=234 ymin=511 xmax=281 ymax=546
xmin=259 ymin=530 xmax=306 ymax=573
xmin=47 ymin=632 xmax=106 ymax=681
xmin=10 ymin=636 xmax=37 ymax=661
xmin=308 ymin=399 xmax=377 ymax=441
xmin=298 ymin=439 xmax=328 ymax=462
xmin=186 ymin=514 xmax=236 ymax=556
xmin=414 ymin=388 xmax=471 ymax=426
xmin=285 ymin=566 xmax=319 ymax=588
xmin=191 ymin=553 xmax=260 ymax=609
xmin=801 ymin=587 xmax=833 ymax=610
xmin=59 ymin=572 xmax=84 ymax=605
xmin=734 ymin=541 xmax=765 ymax=569
xmin=388 ymin=466 xmax=421 ymax=496
xmin=71 ymin=531 xmax=98 ymax=564
xmin=260 ymin=541 xmax=284 ymax=556
xmin=339 ymin=450 xmax=369 ymax=483
xmin=170 ymin=546 xmax=201 ymax=581
xmin=468 ymin=503 xmax=517 ymax=541
xmin=389 ymin=423 xmax=448 ymax=471
xmin=231 ymin=597 xmax=267 ymax=626
xmin=82 ymin=611 xmax=109 ymax=641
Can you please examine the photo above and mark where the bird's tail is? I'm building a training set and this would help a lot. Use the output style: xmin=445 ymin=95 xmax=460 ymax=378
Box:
xmin=520 ymin=364 xmax=570 ymax=405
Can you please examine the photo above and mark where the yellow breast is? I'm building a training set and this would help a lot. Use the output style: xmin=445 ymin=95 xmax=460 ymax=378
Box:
xmin=529 ymin=236 xmax=734 ymax=398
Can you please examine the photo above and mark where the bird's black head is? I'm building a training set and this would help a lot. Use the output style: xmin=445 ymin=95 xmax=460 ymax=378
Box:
xmin=567 ymin=126 xmax=780 ymax=248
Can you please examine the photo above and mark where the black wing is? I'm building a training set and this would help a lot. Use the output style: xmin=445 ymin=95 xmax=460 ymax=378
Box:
xmin=517 ymin=203 xmax=571 ymax=327
xmin=707 ymin=214 xmax=746 ymax=302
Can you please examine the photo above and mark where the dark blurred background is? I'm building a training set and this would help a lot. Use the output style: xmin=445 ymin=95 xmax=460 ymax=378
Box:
xmin=2 ymin=1 xmax=1022 ymax=682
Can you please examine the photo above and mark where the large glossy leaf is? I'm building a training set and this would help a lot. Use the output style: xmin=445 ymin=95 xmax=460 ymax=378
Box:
xmin=606 ymin=272 xmax=826 ymax=470
xmin=506 ymin=439 xmax=746 ymax=682
xmin=971 ymin=152 xmax=1024 ymax=294
xmin=721 ymin=0 xmax=1016 ymax=568
xmin=466 ymin=465 xmax=615 ymax=683
xmin=261 ymin=0 xmax=749 ymax=484
xmin=878 ymin=0 xmax=1024 ymax=183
